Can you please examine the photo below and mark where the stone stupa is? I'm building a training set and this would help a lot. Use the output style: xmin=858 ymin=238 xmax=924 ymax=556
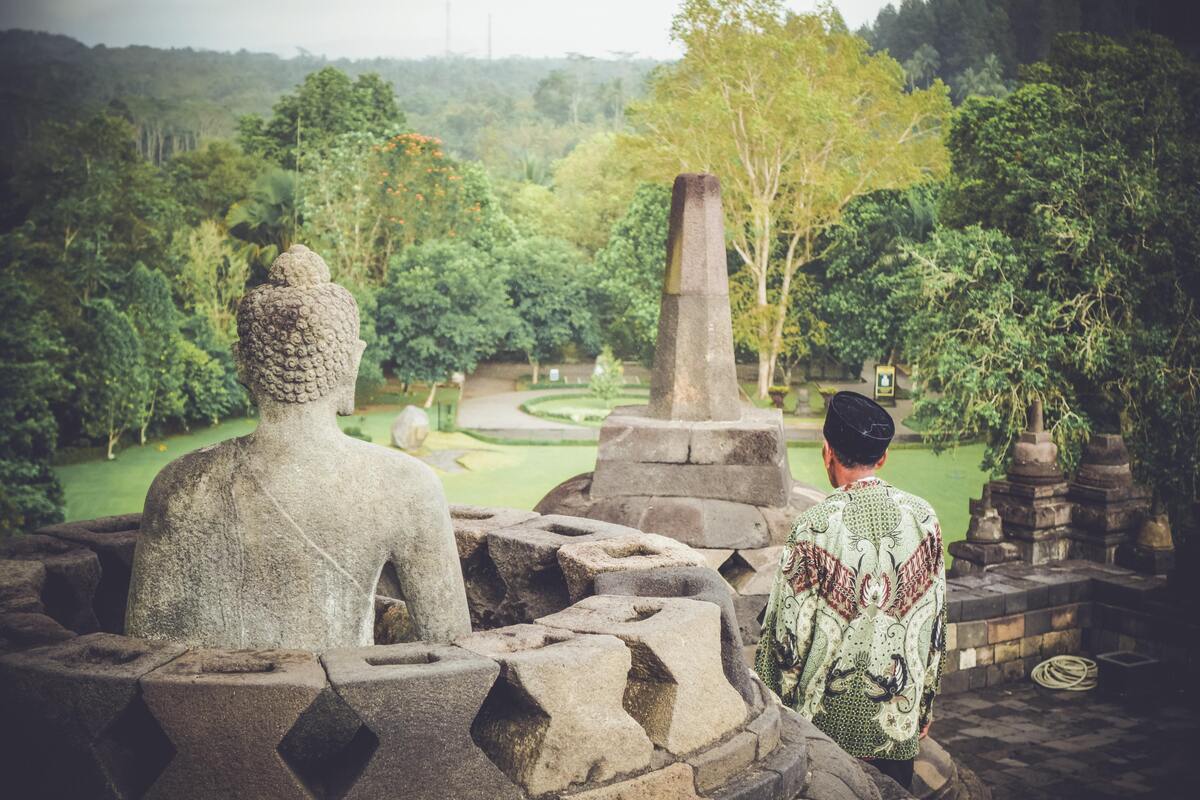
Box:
xmin=537 ymin=174 xmax=820 ymax=640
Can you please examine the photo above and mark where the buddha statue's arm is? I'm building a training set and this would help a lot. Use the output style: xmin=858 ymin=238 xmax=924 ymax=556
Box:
xmin=389 ymin=465 xmax=472 ymax=642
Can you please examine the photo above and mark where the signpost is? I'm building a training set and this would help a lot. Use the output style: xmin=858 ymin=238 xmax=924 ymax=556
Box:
xmin=875 ymin=364 xmax=896 ymax=406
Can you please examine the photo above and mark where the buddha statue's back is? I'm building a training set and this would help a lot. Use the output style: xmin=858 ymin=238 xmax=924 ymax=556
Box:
xmin=125 ymin=245 xmax=471 ymax=650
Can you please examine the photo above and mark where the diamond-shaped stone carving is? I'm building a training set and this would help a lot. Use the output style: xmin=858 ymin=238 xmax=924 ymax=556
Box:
xmin=277 ymin=686 xmax=379 ymax=800
xmin=140 ymin=648 xmax=326 ymax=799
xmin=320 ymin=642 xmax=522 ymax=800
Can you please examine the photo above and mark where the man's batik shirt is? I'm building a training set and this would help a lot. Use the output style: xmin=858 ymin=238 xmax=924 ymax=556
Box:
xmin=754 ymin=477 xmax=946 ymax=761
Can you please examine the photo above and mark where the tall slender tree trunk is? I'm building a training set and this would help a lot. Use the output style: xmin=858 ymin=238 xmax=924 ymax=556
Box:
xmin=423 ymin=381 xmax=438 ymax=408
xmin=530 ymin=358 xmax=541 ymax=385
xmin=107 ymin=431 xmax=118 ymax=461
xmin=757 ymin=356 xmax=771 ymax=399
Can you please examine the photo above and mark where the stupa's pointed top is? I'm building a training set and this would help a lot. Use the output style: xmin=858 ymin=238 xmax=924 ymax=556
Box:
xmin=647 ymin=174 xmax=742 ymax=422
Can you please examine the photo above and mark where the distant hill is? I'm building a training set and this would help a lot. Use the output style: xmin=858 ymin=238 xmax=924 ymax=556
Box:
xmin=0 ymin=29 xmax=658 ymax=173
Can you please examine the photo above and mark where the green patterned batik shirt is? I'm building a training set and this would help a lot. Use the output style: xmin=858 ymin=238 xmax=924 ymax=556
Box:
xmin=754 ymin=477 xmax=947 ymax=761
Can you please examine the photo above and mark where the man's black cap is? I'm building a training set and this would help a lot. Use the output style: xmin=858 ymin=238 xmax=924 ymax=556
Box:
xmin=823 ymin=390 xmax=895 ymax=464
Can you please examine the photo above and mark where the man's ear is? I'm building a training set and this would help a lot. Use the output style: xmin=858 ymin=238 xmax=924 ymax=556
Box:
xmin=875 ymin=451 xmax=889 ymax=470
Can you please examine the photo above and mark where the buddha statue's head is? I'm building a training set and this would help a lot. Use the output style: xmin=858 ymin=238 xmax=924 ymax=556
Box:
xmin=234 ymin=245 xmax=365 ymax=416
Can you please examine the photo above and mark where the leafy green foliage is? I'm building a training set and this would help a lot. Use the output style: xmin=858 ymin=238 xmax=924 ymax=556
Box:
xmin=905 ymin=33 xmax=1200 ymax=512
xmin=816 ymin=185 xmax=940 ymax=367
xmin=499 ymin=237 xmax=599 ymax=382
xmin=593 ymin=183 xmax=671 ymax=363
xmin=78 ymin=299 xmax=147 ymax=460
xmin=237 ymin=67 xmax=404 ymax=169
xmin=589 ymin=347 xmax=625 ymax=407
xmin=0 ymin=267 xmax=68 ymax=534
xmin=123 ymin=265 xmax=186 ymax=444
xmin=376 ymin=240 xmax=515 ymax=386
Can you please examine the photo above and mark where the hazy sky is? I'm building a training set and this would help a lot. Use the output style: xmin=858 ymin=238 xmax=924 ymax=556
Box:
xmin=0 ymin=1 xmax=893 ymax=60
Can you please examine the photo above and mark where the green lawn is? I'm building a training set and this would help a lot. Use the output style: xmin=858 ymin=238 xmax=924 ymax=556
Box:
xmin=55 ymin=410 xmax=988 ymax=555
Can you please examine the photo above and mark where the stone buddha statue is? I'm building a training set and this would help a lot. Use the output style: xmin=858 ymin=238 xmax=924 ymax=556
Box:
xmin=125 ymin=245 xmax=471 ymax=649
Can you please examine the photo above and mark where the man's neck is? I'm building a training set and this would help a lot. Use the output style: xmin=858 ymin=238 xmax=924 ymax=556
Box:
xmin=832 ymin=467 xmax=878 ymax=490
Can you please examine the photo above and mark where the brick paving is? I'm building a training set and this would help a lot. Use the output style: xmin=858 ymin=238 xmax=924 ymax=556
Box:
xmin=933 ymin=682 xmax=1197 ymax=799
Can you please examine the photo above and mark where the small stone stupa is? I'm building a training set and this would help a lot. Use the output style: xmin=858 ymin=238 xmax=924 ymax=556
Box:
xmin=537 ymin=174 xmax=819 ymax=640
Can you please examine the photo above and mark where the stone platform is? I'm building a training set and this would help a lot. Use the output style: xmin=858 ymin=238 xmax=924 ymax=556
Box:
xmin=0 ymin=510 xmax=905 ymax=800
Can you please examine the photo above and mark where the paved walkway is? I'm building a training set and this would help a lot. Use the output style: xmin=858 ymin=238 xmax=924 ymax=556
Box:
xmin=934 ymin=682 xmax=1196 ymax=799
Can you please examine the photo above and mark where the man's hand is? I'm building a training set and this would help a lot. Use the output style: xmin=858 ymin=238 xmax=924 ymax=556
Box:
xmin=919 ymin=721 xmax=931 ymax=740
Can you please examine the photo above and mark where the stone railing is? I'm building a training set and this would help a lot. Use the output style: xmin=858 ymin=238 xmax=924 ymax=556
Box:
xmin=940 ymin=561 xmax=1190 ymax=694
xmin=0 ymin=509 xmax=909 ymax=800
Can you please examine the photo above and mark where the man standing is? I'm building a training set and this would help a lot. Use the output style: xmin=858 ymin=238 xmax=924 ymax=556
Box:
xmin=755 ymin=391 xmax=946 ymax=790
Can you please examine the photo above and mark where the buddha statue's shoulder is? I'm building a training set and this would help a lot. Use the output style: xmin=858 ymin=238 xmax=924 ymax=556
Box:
xmin=140 ymin=438 xmax=246 ymax=534
xmin=339 ymin=434 xmax=444 ymax=488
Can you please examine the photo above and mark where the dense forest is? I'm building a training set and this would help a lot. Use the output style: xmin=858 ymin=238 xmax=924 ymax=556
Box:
xmin=860 ymin=0 xmax=1197 ymax=100
xmin=0 ymin=29 xmax=654 ymax=179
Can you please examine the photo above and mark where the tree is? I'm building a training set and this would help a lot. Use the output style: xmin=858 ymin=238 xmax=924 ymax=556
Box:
xmin=908 ymin=33 xmax=1200 ymax=518
xmin=593 ymin=183 xmax=671 ymax=362
xmin=0 ymin=267 xmax=68 ymax=534
xmin=589 ymin=347 xmax=625 ymax=407
xmin=499 ymin=236 xmax=598 ymax=383
xmin=168 ymin=140 xmax=268 ymax=225
xmin=551 ymin=133 xmax=641 ymax=255
xmin=376 ymin=240 xmax=516 ymax=406
xmin=816 ymin=185 xmax=940 ymax=367
xmin=175 ymin=219 xmax=250 ymax=344
xmin=904 ymin=43 xmax=941 ymax=89
xmin=952 ymin=53 xmax=1009 ymax=101
xmin=226 ymin=167 xmax=298 ymax=271
xmin=78 ymin=299 xmax=147 ymax=460
xmin=237 ymin=67 xmax=404 ymax=169
xmin=628 ymin=1 xmax=950 ymax=397
xmin=123 ymin=264 xmax=185 ymax=444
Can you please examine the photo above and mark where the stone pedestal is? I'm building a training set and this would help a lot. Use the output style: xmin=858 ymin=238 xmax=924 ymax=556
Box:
xmin=1068 ymin=434 xmax=1150 ymax=564
xmin=536 ymin=174 xmax=819 ymax=640
xmin=947 ymin=490 xmax=1021 ymax=577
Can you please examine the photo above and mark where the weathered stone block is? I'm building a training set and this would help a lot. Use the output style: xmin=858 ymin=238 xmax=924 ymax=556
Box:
xmin=636 ymin=496 xmax=772 ymax=550
xmin=987 ymin=614 xmax=1025 ymax=644
xmin=732 ymin=592 xmax=769 ymax=644
xmin=0 ymin=633 xmax=184 ymax=800
xmin=0 ymin=612 xmax=75 ymax=651
xmin=558 ymin=534 xmax=706 ymax=602
xmin=593 ymin=566 xmax=755 ymax=704
xmin=320 ymin=642 xmax=522 ymax=800
xmin=721 ymin=546 xmax=783 ymax=597
xmin=0 ymin=559 xmax=46 ymax=613
xmin=141 ymin=648 xmax=326 ymax=800
xmin=746 ymin=702 xmax=781 ymax=759
xmin=804 ymin=737 xmax=883 ymax=800
xmin=37 ymin=514 xmax=141 ymax=633
xmin=458 ymin=624 xmax=652 ymax=795
xmin=707 ymin=767 xmax=783 ymax=800
xmin=955 ymin=620 xmax=987 ymax=650
xmin=688 ymin=730 xmax=757 ymax=791
xmin=591 ymin=462 xmax=790 ymax=508
xmin=687 ymin=412 xmax=788 ymax=467
xmin=539 ymin=595 xmax=747 ymax=755
xmin=450 ymin=506 xmax=537 ymax=628
xmin=487 ymin=516 xmax=628 ymax=623
xmin=562 ymin=761 xmax=700 ymax=800
xmin=0 ymin=534 xmax=100 ymax=633
xmin=994 ymin=640 xmax=1020 ymax=663
xmin=598 ymin=416 xmax=692 ymax=464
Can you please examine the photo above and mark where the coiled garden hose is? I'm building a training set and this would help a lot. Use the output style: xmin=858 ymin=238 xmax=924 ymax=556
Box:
xmin=1031 ymin=654 xmax=1098 ymax=691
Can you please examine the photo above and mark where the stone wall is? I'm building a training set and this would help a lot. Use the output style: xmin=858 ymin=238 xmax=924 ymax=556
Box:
xmin=940 ymin=561 xmax=1194 ymax=695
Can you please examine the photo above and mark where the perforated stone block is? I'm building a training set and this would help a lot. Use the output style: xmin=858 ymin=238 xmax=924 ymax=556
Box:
xmin=459 ymin=624 xmax=652 ymax=795
xmin=38 ymin=514 xmax=141 ymax=633
xmin=140 ymin=648 xmax=326 ymax=800
xmin=487 ymin=515 xmax=629 ymax=623
xmin=557 ymin=533 xmax=707 ymax=602
xmin=0 ymin=633 xmax=184 ymax=800
xmin=0 ymin=534 xmax=100 ymax=633
xmin=538 ymin=595 xmax=747 ymax=755
xmin=0 ymin=559 xmax=46 ymax=613
xmin=593 ymin=566 xmax=754 ymax=704
xmin=321 ymin=641 xmax=522 ymax=800
xmin=451 ymin=506 xmax=536 ymax=628
xmin=591 ymin=461 xmax=791 ymax=508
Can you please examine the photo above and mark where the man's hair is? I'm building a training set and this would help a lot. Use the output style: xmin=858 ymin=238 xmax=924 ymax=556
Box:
xmin=234 ymin=245 xmax=359 ymax=404
xmin=830 ymin=444 xmax=879 ymax=470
